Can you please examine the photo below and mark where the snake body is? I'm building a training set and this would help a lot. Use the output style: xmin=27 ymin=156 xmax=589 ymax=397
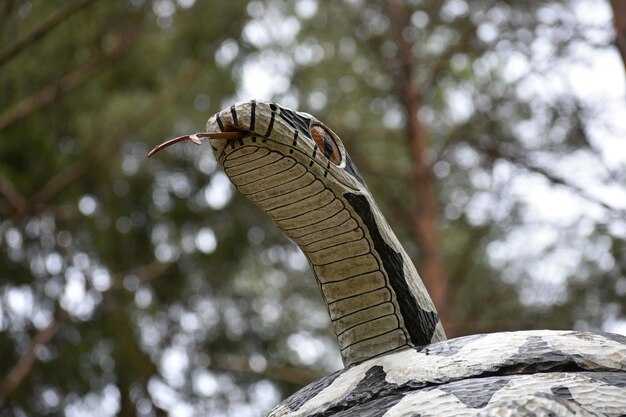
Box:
xmin=207 ymin=100 xmax=445 ymax=366
xmin=176 ymin=100 xmax=626 ymax=416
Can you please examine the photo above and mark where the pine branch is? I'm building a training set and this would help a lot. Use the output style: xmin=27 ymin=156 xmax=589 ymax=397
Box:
xmin=0 ymin=259 xmax=172 ymax=405
xmin=208 ymin=351 xmax=322 ymax=387
xmin=30 ymin=59 xmax=201 ymax=207
xmin=0 ymin=312 xmax=67 ymax=405
xmin=109 ymin=260 xmax=174 ymax=291
xmin=0 ymin=31 xmax=134 ymax=131
xmin=478 ymin=142 xmax=623 ymax=214
xmin=0 ymin=59 xmax=199 ymax=403
xmin=0 ymin=176 xmax=29 ymax=216
xmin=0 ymin=0 xmax=100 ymax=66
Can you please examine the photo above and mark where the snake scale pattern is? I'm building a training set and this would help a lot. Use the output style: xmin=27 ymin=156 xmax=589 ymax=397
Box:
xmin=161 ymin=100 xmax=626 ymax=416
xmin=207 ymin=100 xmax=446 ymax=367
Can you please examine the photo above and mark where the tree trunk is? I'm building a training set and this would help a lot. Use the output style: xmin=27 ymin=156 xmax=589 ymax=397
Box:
xmin=384 ymin=0 xmax=452 ymax=335
xmin=610 ymin=0 xmax=626 ymax=76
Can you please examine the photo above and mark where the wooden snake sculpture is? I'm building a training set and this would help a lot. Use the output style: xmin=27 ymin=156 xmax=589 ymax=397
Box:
xmin=151 ymin=100 xmax=626 ymax=416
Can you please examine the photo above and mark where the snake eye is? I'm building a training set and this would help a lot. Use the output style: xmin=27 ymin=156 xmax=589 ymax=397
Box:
xmin=311 ymin=125 xmax=342 ymax=165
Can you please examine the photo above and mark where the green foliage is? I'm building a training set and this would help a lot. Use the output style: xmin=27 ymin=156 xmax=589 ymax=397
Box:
xmin=0 ymin=0 xmax=624 ymax=416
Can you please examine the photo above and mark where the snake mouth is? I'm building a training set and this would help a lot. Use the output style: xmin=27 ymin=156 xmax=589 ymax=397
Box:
xmin=148 ymin=130 xmax=246 ymax=157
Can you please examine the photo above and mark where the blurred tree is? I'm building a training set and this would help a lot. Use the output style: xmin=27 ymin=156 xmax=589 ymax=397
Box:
xmin=284 ymin=0 xmax=626 ymax=336
xmin=610 ymin=0 xmax=626 ymax=74
xmin=0 ymin=1 xmax=324 ymax=416
xmin=384 ymin=0 xmax=451 ymax=332
xmin=0 ymin=0 xmax=625 ymax=416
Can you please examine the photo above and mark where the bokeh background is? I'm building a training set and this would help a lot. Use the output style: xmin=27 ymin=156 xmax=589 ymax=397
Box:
xmin=1 ymin=0 xmax=626 ymax=416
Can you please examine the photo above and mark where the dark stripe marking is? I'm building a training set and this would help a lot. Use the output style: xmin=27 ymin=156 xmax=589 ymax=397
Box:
xmin=265 ymin=110 xmax=276 ymax=137
xmin=230 ymin=105 xmax=238 ymax=125
xmin=216 ymin=115 xmax=225 ymax=132
xmin=307 ymin=366 xmax=403 ymax=415
xmin=344 ymin=192 xmax=439 ymax=347
xmin=290 ymin=131 xmax=298 ymax=154
xmin=309 ymin=147 xmax=318 ymax=168
xmin=283 ymin=369 xmax=343 ymax=412
xmin=345 ymin=152 xmax=365 ymax=186
xmin=438 ymin=376 xmax=517 ymax=408
xmin=278 ymin=106 xmax=310 ymax=137
xmin=250 ymin=100 xmax=256 ymax=130
xmin=323 ymin=133 xmax=333 ymax=158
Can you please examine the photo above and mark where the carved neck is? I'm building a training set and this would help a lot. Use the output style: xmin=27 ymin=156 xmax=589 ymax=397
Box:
xmin=208 ymin=100 xmax=446 ymax=366
xmin=220 ymin=143 xmax=445 ymax=365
